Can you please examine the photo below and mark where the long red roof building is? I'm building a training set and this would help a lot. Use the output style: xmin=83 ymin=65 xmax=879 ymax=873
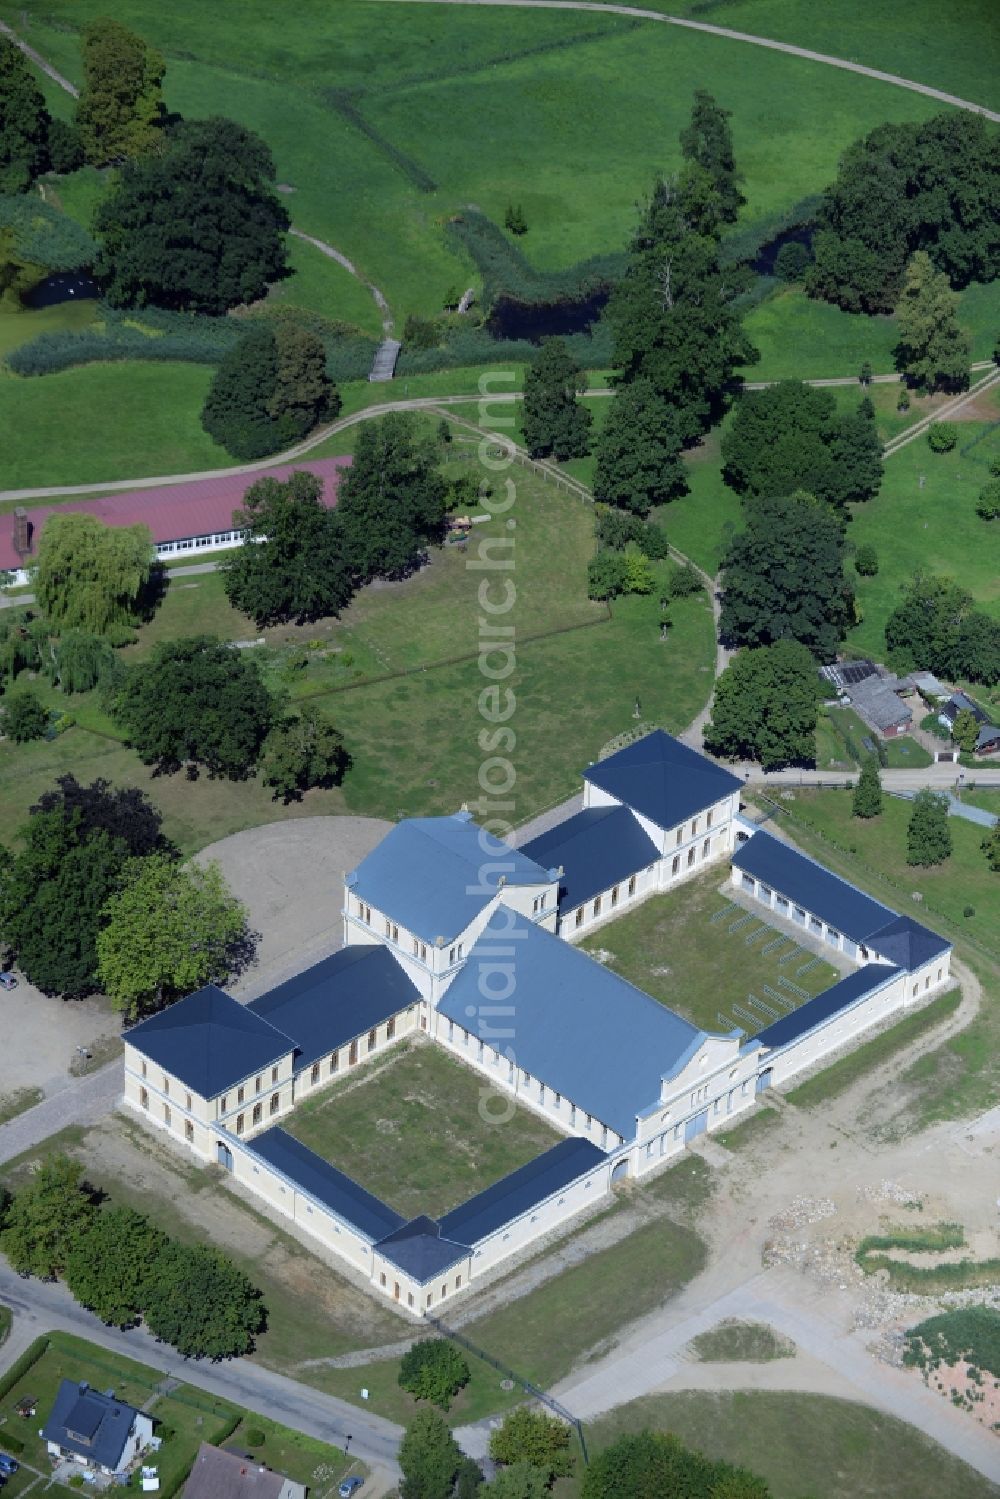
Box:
xmin=0 ymin=457 xmax=352 ymax=579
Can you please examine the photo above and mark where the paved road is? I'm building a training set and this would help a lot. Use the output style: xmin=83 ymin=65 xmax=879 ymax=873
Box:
xmin=384 ymin=0 xmax=999 ymax=121
xmin=0 ymin=1264 xmax=404 ymax=1480
xmin=0 ymin=1062 xmax=121 ymax=1165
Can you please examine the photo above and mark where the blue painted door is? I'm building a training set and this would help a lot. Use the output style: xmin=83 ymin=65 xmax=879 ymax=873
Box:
xmin=756 ymin=1070 xmax=773 ymax=1095
xmin=217 ymin=1142 xmax=234 ymax=1171
xmin=684 ymin=1109 xmax=709 ymax=1142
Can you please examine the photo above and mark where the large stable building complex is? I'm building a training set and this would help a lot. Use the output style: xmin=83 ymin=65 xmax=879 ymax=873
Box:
xmin=124 ymin=731 xmax=952 ymax=1311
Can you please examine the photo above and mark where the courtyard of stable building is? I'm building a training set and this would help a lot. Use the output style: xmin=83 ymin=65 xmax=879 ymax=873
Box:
xmin=122 ymin=731 xmax=953 ymax=1312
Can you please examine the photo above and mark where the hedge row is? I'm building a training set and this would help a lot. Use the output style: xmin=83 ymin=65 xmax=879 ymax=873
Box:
xmin=396 ymin=321 xmax=613 ymax=375
xmin=446 ymin=209 xmax=624 ymax=310
xmin=0 ymin=1333 xmax=49 ymax=1403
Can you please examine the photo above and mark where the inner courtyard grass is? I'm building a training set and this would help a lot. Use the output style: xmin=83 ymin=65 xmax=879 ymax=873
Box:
xmin=561 ymin=1390 xmax=1000 ymax=1499
xmin=581 ymin=870 xmax=840 ymax=1037
xmin=284 ymin=1039 xmax=562 ymax=1219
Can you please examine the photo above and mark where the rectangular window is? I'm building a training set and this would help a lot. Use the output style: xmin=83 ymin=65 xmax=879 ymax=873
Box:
xmin=455 ymin=1275 xmax=462 ymax=1290
xmin=311 ymin=1062 xmax=320 ymax=1084
xmin=449 ymin=946 xmax=456 ymax=964
xmin=575 ymin=907 xmax=584 ymax=928
xmin=255 ymin=1075 xmax=262 ymax=1094
xmin=912 ymin=983 xmax=918 ymax=997
xmin=164 ymin=1104 xmax=171 ymax=1126
xmin=392 ymin=924 xmax=399 ymax=943
xmin=702 ymin=838 xmax=710 ymax=858
xmin=672 ymin=855 xmax=680 ymax=875
xmin=385 ymin=918 xmax=392 ymax=937
xmin=162 ymin=1075 xmax=169 ymax=1096
xmin=185 ymin=1092 xmax=192 ymax=1110
xmin=236 ymin=1113 xmax=245 ymax=1135
xmin=237 ymin=1086 xmax=245 ymax=1105
xmin=141 ymin=1060 xmax=147 ymax=1078
xmin=457 ymin=943 xmax=464 ymax=959
xmin=420 ymin=943 xmax=427 ymax=961
xmin=441 ymin=1283 xmax=447 ymax=1298
xmin=593 ymin=896 xmax=601 ymax=917
xmin=185 ymin=1120 xmax=194 ymax=1143
xmin=220 ymin=1095 xmax=227 ymax=1113
xmin=140 ymin=1087 xmax=148 ymax=1110
xmin=687 ymin=847 xmax=695 ymax=867
xmin=367 ymin=1027 xmax=377 ymax=1051
xmin=707 ymin=810 xmax=713 ymax=828
xmin=412 ymin=937 xmax=419 ymax=956
xmin=270 ymin=1092 xmax=280 ymax=1115
xmin=611 ymin=884 xmax=619 ymax=907
xmin=539 ymin=893 xmax=546 ymax=910
xmin=691 ymin=818 xmax=698 ymax=836
xmin=252 ymin=1102 xmax=262 ymax=1126
xmin=569 ymin=1103 xmax=576 ymax=1126
xmin=676 ymin=828 xmax=683 ymax=846
xmin=628 ymin=875 xmax=636 ymax=897
xmin=380 ymin=1272 xmax=386 ymax=1288
xmin=387 ymin=1015 xmax=396 ymax=1040
xmin=329 ymin=1051 xmax=339 ymax=1074
xmin=447 ymin=1020 xmax=455 ymax=1043
xmin=271 ymin=1066 xmax=278 ymax=1084
xmin=349 ymin=1040 xmax=358 ymax=1065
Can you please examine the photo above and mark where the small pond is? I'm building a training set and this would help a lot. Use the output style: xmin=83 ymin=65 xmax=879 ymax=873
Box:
xmin=24 ymin=272 xmax=100 ymax=308
xmin=752 ymin=224 xmax=814 ymax=277
xmin=488 ymin=286 xmax=610 ymax=342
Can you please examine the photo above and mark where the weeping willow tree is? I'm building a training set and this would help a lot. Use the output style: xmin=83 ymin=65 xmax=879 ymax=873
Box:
xmin=34 ymin=513 xmax=154 ymax=636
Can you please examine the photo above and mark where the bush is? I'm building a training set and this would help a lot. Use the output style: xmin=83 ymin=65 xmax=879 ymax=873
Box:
xmin=669 ymin=562 xmax=703 ymax=598
xmin=244 ymin=1428 xmax=265 ymax=1448
xmin=964 ymin=905 xmax=976 ymax=918
xmin=989 ymin=455 xmax=1000 ymax=476
xmin=3 ymin=686 xmax=49 ymax=742
xmin=402 ymin=314 xmax=441 ymax=351
xmin=975 ymin=479 xmax=1000 ymax=519
xmin=398 ymin=1339 xmax=470 ymax=1411
xmin=927 ymin=422 xmax=958 ymax=452
xmin=854 ymin=543 xmax=879 ymax=575
xmin=0 ymin=1432 xmax=24 ymax=1454
xmin=897 ymin=388 xmax=910 ymax=411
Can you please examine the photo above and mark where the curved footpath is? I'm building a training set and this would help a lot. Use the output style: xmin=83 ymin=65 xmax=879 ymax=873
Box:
xmin=382 ymin=0 xmax=1000 ymax=121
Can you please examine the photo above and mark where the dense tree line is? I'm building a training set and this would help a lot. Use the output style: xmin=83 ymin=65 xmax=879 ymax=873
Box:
xmin=885 ymin=574 xmax=1000 ymax=686
xmin=808 ymin=112 xmax=999 ymax=313
xmin=0 ymin=1156 xmax=265 ymax=1358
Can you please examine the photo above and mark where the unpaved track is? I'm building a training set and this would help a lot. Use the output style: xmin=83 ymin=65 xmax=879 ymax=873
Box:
xmin=381 ymin=0 xmax=1000 ymax=121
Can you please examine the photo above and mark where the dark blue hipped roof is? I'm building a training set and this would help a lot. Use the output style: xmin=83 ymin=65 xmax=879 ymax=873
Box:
xmin=124 ymin=985 xmax=293 ymax=1099
xmin=42 ymin=1381 xmax=143 ymax=1473
xmin=375 ymin=1216 xmax=469 ymax=1282
xmin=249 ymin=945 xmax=420 ymax=1071
xmin=583 ymin=730 xmax=742 ymax=831
xmin=756 ymin=965 xmax=900 ymax=1050
xmin=521 ymin=805 xmax=660 ymax=912
xmin=732 ymin=831 xmax=895 ymax=944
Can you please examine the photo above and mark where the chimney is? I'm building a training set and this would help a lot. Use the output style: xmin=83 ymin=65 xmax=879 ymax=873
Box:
xmin=13 ymin=509 xmax=30 ymax=557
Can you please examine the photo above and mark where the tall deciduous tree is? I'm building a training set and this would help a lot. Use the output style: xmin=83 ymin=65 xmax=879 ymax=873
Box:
xmin=704 ymin=640 xmax=819 ymax=770
xmin=337 ymin=414 xmax=448 ymax=582
xmin=718 ymin=491 xmax=854 ymax=661
xmin=143 ymin=1241 xmax=265 ymax=1358
xmin=853 ymin=757 xmax=883 ymax=818
xmin=222 ymin=471 xmax=352 ymax=624
xmin=76 ymin=17 xmax=165 ymax=165
xmin=885 ymin=573 xmax=1000 ymax=685
xmin=95 ymin=117 xmax=289 ymax=314
xmin=522 ymin=338 xmax=591 ymax=459
xmin=398 ymin=1340 xmax=470 ymax=1411
xmin=112 ymin=635 xmax=276 ymax=778
xmin=592 ymin=377 xmax=687 ymax=514
xmin=489 ymin=1408 xmax=573 ymax=1483
xmin=680 ymin=89 xmax=745 ymax=224
xmin=34 ymin=513 xmax=153 ymax=637
xmin=96 ymin=855 xmax=249 ymax=1019
xmin=951 ymin=708 xmax=980 ymax=754
xmin=0 ymin=777 xmax=167 ymax=997
xmin=484 ymin=1464 xmax=548 ymax=1499
xmin=64 ymin=1206 xmax=167 ymax=1326
xmin=582 ymin=1429 xmax=770 ymax=1499
xmin=202 ymin=324 xmax=339 ymax=460
xmin=606 ymin=179 xmax=756 ymax=444
xmin=262 ymin=706 xmax=350 ymax=803
xmin=982 ymin=823 xmax=1000 ymax=873
xmin=722 ymin=381 xmax=882 ymax=508
xmin=399 ymin=1410 xmax=463 ymax=1499
xmin=907 ymin=789 xmax=952 ymax=866
xmin=0 ymin=1155 xmax=95 ymax=1279
xmin=894 ymin=251 xmax=971 ymax=392
xmin=0 ymin=37 xmax=51 ymax=192
xmin=807 ymin=112 xmax=1000 ymax=313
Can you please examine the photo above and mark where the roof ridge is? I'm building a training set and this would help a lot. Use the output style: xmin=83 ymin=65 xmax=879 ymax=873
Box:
xmin=739 ymin=828 xmax=897 ymax=939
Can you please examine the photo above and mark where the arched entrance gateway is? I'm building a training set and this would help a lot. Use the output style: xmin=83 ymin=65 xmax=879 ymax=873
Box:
xmin=611 ymin=1158 xmax=630 ymax=1184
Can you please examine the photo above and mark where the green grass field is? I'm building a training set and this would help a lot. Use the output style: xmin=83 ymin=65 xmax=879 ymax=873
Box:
xmin=563 ymin=1390 xmax=1000 ymax=1499
xmin=581 ymin=869 xmax=840 ymax=1036
xmin=285 ymin=1040 xmax=561 ymax=1219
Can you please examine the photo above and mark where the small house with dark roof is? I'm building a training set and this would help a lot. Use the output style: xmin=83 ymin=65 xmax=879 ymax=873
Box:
xmin=343 ymin=811 xmax=558 ymax=999
xmin=42 ymin=1381 xmax=153 ymax=1477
